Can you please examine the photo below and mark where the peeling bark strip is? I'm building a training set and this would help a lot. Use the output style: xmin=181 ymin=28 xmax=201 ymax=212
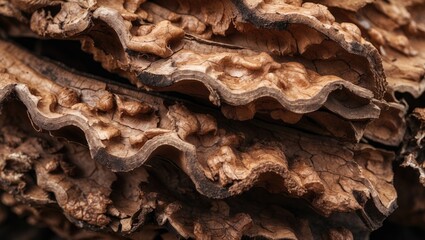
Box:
xmin=0 ymin=39 xmax=397 ymax=239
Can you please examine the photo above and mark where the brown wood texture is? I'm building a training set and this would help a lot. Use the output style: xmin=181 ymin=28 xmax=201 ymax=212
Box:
xmin=0 ymin=0 xmax=424 ymax=239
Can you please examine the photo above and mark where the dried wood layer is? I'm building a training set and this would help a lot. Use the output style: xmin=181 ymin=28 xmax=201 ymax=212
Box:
xmin=0 ymin=0 xmax=424 ymax=239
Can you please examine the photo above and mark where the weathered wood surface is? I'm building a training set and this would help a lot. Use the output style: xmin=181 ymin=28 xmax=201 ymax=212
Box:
xmin=1 ymin=0 xmax=425 ymax=239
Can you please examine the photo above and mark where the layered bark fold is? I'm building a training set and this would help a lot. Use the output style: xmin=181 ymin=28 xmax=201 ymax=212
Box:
xmin=4 ymin=0 xmax=425 ymax=239
xmin=0 ymin=39 xmax=397 ymax=239
xmin=327 ymin=0 xmax=425 ymax=97
xmin=0 ymin=0 xmax=395 ymax=142
xmin=321 ymin=0 xmax=425 ymax=145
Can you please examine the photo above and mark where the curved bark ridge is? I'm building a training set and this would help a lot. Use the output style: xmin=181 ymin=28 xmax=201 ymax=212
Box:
xmin=311 ymin=0 xmax=425 ymax=146
xmin=362 ymin=99 xmax=406 ymax=146
xmin=328 ymin=0 xmax=425 ymax=98
xmin=0 ymin=0 xmax=387 ymax=139
xmin=0 ymin=40 xmax=396 ymax=237
xmin=319 ymin=0 xmax=425 ymax=229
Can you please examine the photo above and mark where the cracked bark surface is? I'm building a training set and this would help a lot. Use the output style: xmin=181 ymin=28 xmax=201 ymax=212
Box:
xmin=330 ymin=0 xmax=425 ymax=234
xmin=2 ymin=0 xmax=425 ymax=239
xmin=321 ymin=0 xmax=425 ymax=146
xmin=327 ymin=0 xmax=425 ymax=98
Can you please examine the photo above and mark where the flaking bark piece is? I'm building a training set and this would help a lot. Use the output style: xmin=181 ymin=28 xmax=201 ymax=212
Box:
xmin=317 ymin=0 xmax=422 ymax=146
xmin=0 ymin=40 xmax=397 ymax=234
xmin=400 ymin=108 xmax=425 ymax=186
xmin=0 ymin=0 xmax=386 ymax=140
xmin=363 ymin=99 xmax=407 ymax=146
xmin=329 ymin=0 xmax=425 ymax=98
xmin=0 ymin=116 xmax=116 ymax=227
xmin=229 ymin=0 xmax=410 ymax=145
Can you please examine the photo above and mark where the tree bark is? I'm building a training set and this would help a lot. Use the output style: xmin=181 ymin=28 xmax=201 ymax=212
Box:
xmin=0 ymin=0 xmax=424 ymax=239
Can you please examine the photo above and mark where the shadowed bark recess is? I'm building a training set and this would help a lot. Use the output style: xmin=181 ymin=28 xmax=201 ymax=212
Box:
xmin=3 ymin=0 xmax=425 ymax=239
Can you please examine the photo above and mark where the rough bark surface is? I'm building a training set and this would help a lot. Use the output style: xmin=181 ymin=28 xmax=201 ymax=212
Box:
xmin=0 ymin=0 xmax=424 ymax=239
xmin=0 ymin=40 xmax=397 ymax=239
xmin=0 ymin=0 xmax=391 ymax=142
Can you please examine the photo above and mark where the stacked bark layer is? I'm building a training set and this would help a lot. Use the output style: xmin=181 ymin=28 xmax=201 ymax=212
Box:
xmin=0 ymin=0 xmax=424 ymax=239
